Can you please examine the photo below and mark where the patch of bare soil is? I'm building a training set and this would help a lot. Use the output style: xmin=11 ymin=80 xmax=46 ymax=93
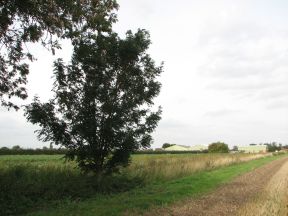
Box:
xmin=144 ymin=157 xmax=288 ymax=216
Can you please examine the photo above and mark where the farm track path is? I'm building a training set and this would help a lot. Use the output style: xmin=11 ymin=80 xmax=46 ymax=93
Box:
xmin=144 ymin=156 xmax=288 ymax=216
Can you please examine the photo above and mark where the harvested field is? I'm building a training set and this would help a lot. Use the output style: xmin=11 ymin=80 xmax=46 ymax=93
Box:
xmin=144 ymin=157 xmax=288 ymax=216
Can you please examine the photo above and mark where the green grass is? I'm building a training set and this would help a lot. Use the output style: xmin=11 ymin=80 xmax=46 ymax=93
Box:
xmin=25 ymin=154 xmax=286 ymax=216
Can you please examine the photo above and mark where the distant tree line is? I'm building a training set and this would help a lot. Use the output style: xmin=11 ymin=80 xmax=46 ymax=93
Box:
xmin=0 ymin=145 xmax=207 ymax=155
xmin=0 ymin=145 xmax=67 ymax=155
xmin=1 ymin=142 xmax=286 ymax=155
xmin=161 ymin=141 xmax=288 ymax=153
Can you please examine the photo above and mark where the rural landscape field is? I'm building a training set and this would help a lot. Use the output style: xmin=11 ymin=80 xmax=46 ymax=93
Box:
xmin=1 ymin=152 xmax=288 ymax=215
xmin=1 ymin=0 xmax=288 ymax=216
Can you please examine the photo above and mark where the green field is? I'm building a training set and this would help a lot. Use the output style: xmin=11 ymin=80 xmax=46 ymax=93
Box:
xmin=0 ymin=153 xmax=285 ymax=216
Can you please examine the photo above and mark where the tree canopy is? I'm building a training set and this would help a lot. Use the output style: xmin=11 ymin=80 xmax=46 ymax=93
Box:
xmin=0 ymin=0 xmax=118 ymax=109
xmin=208 ymin=142 xmax=229 ymax=153
xmin=162 ymin=143 xmax=175 ymax=148
xmin=265 ymin=142 xmax=282 ymax=152
xmin=25 ymin=29 xmax=163 ymax=174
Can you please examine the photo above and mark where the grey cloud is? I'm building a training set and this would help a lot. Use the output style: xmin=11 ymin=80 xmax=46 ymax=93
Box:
xmin=266 ymin=99 xmax=288 ymax=110
xmin=198 ymin=21 xmax=267 ymax=46
xmin=197 ymin=18 xmax=288 ymax=85
xmin=199 ymin=45 xmax=288 ymax=80
xmin=200 ymin=62 xmax=275 ymax=79
xmin=207 ymin=80 xmax=284 ymax=91
xmin=157 ymin=118 xmax=188 ymax=129
xmin=257 ymin=88 xmax=288 ymax=101
xmin=204 ymin=109 xmax=241 ymax=117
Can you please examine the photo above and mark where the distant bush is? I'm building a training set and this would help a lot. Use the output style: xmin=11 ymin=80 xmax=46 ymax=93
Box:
xmin=162 ymin=143 xmax=176 ymax=148
xmin=11 ymin=145 xmax=21 ymax=150
xmin=208 ymin=142 xmax=229 ymax=153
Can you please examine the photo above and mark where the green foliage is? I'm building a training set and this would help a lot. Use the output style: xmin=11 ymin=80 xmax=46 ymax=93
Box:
xmin=0 ymin=146 xmax=9 ymax=151
xmin=25 ymin=28 xmax=163 ymax=174
xmin=0 ymin=156 xmax=142 ymax=216
xmin=208 ymin=142 xmax=229 ymax=153
xmin=265 ymin=142 xmax=282 ymax=152
xmin=0 ymin=0 xmax=118 ymax=109
xmin=11 ymin=145 xmax=21 ymax=150
xmin=162 ymin=143 xmax=175 ymax=148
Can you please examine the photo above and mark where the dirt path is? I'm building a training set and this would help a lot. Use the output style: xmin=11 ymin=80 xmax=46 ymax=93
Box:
xmin=144 ymin=157 xmax=288 ymax=216
xmin=238 ymin=157 xmax=288 ymax=216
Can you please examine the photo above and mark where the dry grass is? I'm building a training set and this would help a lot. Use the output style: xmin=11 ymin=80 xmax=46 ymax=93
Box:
xmin=237 ymin=159 xmax=288 ymax=216
xmin=125 ymin=153 xmax=269 ymax=182
xmin=0 ymin=153 xmax=271 ymax=184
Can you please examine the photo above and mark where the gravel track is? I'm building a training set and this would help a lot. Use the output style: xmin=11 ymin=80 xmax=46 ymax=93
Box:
xmin=144 ymin=157 xmax=288 ymax=216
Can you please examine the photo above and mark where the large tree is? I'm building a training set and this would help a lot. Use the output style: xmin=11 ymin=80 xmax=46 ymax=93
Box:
xmin=0 ymin=0 xmax=118 ymax=109
xmin=25 ymin=29 xmax=163 ymax=174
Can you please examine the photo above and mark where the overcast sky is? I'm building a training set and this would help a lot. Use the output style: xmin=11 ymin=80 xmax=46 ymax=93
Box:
xmin=1 ymin=0 xmax=288 ymax=148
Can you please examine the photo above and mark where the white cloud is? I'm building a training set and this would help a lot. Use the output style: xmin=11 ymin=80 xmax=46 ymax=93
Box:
xmin=1 ymin=0 xmax=287 ymax=148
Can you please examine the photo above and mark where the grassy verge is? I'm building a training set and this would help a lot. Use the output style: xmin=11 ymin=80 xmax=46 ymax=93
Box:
xmin=27 ymin=154 xmax=287 ymax=216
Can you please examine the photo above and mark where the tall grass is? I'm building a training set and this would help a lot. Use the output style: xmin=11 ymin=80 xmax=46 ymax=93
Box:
xmin=126 ymin=153 xmax=268 ymax=182
xmin=0 ymin=155 xmax=141 ymax=216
